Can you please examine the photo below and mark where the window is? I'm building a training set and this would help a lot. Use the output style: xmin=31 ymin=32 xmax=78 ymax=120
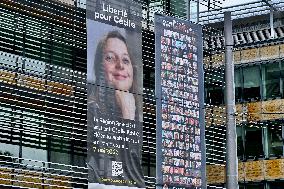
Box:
xmin=281 ymin=61 xmax=284 ymax=97
xmin=0 ymin=143 xmax=19 ymax=158
xmin=245 ymin=183 xmax=265 ymax=189
xmin=245 ymin=127 xmax=264 ymax=159
xmin=205 ymin=69 xmax=224 ymax=105
xmin=268 ymin=125 xmax=283 ymax=157
xmin=237 ymin=126 xmax=245 ymax=159
xmin=22 ymin=146 xmax=47 ymax=167
xmin=243 ymin=66 xmax=261 ymax=101
xmin=189 ymin=1 xmax=198 ymax=23
xmin=235 ymin=68 xmax=242 ymax=102
xmin=50 ymin=151 xmax=71 ymax=170
xmin=169 ymin=0 xmax=187 ymax=18
xmin=269 ymin=181 xmax=284 ymax=189
xmin=262 ymin=62 xmax=280 ymax=99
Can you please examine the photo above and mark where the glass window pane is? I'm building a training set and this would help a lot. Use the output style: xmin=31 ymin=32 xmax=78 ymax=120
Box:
xmin=235 ymin=68 xmax=242 ymax=102
xmin=268 ymin=125 xmax=283 ymax=157
xmin=245 ymin=127 xmax=264 ymax=159
xmin=22 ymin=146 xmax=47 ymax=167
xmin=189 ymin=1 xmax=198 ymax=22
xmin=205 ymin=69 xmax=224 ymax=105
xmin=237 ymin=126 xmax=244 ymax=159
xmin=50 ymin=151 xmax=71 ymax=170
xmin=22 ymin=111 xmax=47 ymax=148
xmin=0 ymin=143 xmax=19 ymax=157
xmin=270 ymin=181 xmax=284 ymax=189
xmin=246 ymin=183 xmax=265 ymax=189
xmin=206 ymin=87 xmax=223 ymax=105
xmin=281 ymin=61 xmax=284 ymax=97
xmin=0 ymin=143 xmax=19 ymax=167
xmin=170 ymin=0 xmax=187 ymax=17
xmin=262 ymin=62 xmax=280 ymax=99
xmin=243 ymin=66 xmax=261 ymax=100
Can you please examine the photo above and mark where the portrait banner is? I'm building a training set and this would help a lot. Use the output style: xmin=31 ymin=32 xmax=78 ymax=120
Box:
xmin=87 ymin=0 xmax=144 ymax=188
xmin=155 ymin=14 xmax=205 ymax=189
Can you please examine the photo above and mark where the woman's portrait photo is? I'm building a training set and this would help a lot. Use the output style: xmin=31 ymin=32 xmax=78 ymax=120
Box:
xmin=87 ymin=21 xmax=143 ymax=122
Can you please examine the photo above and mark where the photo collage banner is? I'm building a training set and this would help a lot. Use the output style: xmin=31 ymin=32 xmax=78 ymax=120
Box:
xmin=155 ymin=14 xmax=205 ymax=189
xmin=86 ymin=0 xmax=145 ymax=188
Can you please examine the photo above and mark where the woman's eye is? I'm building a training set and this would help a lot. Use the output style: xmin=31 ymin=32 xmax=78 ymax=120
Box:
xmin=105 ymin=54 xmax=115 ymax=63
xmin=122 ymin=57 xmax=130 ymax=64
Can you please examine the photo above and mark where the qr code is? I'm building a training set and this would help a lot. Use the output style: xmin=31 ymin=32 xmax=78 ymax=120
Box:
xmin=112 ymin=161 xmax=123 ymax=177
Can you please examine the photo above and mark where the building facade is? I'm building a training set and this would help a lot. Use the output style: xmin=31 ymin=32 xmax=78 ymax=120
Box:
xmin=0 ymin=0 xmax=283 ymax=189
xmin=204 ymin=8 xmax=284 ymax=189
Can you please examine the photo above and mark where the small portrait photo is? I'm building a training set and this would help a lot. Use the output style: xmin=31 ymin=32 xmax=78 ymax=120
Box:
xmin=161 ymin=44 xmax=167 ymax=53
xmin=162 ymin=121 xmax=170 ymax=130
xmin=192 ymin=67 xmax=198 ymax=77
xmin=180 ymin=34 xmax=186 ymax=41
xmin=193 ymin=61 xmax=197 ymax=70
xmin=174 ymin=149 xmax=180 ymax=156
xmin=196 ymin=161 xmax=202 ymax=169
xmin=195 ymin=119 xmax=199 ymax=127
xmin=161 ymin=61 xmax=167 ymax=69
xmin=173 ymin=31 xmax=180 ymax=40
xmin=180 ymin=177 xmax=187 ymax=184
xmin=179 ymin=159 xmax=185 ymax=166
xmin=187 ymin=52 xmax=193 ymax=60
xmin=194 ymin=152 xmax=201 ymax=161
xmin=192 ymin=78 xmax=198 ymax=86
xmin=163 ymin=165 xmax=171 ymax=174
xmin=181 ymin=43 xmax=187 ymax=51
xmin=161 ymin=36 xmax=167 ymax=45
xmin=178 ymin=167 xmax=185 ymax=175
xmin=187 ymin=177 xmax=193 ymax=185
xmin=167 ymin=149 xmax=174 ymax=156
xmin=166 ymin=37 xmax=171 ymax=46
xmin=174 ymin=166 xmax=180 ymax=174
xmin=173 ymin=176 xmax=180 ymax=183
xmin=162 ymin=113 xmax=168 ymax=120
xmin=166 ymin=30 xmax=173 ymax=37
xmin=195 ymin=128 xmax=200 ymax=135
xmin=172 ymin=48 xmax=178 ymax=56
xmin=195 ymin=136 xmax=201 ymax=143
xmin=163 ymin=29 xmax=168 ymax=37
xmin=162 ymin=105 xmax=168 ymax=114
xmin=174 ymin=132 xmax=180 ymax=140
xmin=163 ymin=130 xmax=173 ymax=139
xmin=166 ymin=62 xmax=172 ymax=70
xmin=193 ymin=94 xmax=199 ymax=102
xmin=192 ymin=86 xmax=198 ymax=93
xmin=163 ymin=175 xmax=172 ymax=183
xmin=179 ymin=133 xmax=184 ymax=140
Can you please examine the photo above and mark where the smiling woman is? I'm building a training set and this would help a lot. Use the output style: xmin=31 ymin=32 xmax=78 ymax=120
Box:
xmin=103 ymin=33 xmax=133 ymax=91
xmin=91 ymin=30 xmax=138 ymax=121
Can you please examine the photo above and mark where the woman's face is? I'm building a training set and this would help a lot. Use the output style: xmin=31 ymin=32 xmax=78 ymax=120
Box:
xmin=103 ymin=37 xmax=133 ymax=91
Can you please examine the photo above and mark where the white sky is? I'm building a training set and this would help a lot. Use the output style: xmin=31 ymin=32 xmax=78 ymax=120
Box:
xmin=222 ymin=0 xmax=256 ymax=7
xmin=199 ymin=0 xmax=260 ymax=12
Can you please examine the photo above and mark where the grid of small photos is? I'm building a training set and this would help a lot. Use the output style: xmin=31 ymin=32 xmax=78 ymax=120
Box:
xmin=160 ymin=22 xmax=202 ymax=188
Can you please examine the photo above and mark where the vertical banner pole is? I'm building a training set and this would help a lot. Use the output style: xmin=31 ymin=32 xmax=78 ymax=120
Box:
xmin=224 ymin=11 xmax=239 ymax=189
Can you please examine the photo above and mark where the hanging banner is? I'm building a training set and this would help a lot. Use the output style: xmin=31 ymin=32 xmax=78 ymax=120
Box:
xmin=87 ymin=0 xmax=144 ymax=188
xmin=155 ymin=14 xmax=205 ymax=189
